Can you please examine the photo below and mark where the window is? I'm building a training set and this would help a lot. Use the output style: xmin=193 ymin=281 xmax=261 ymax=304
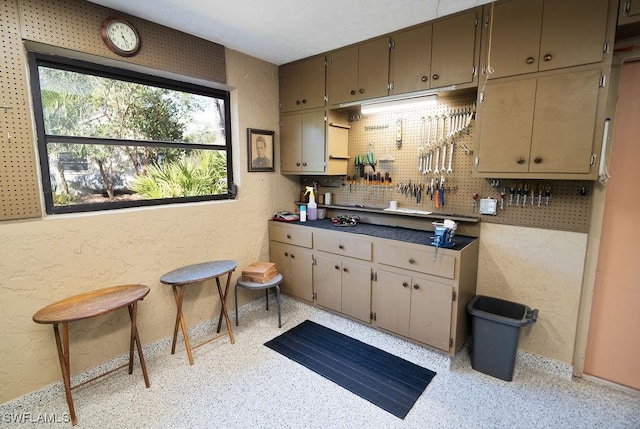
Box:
xmin=28 ymin=53 xmax=234 ymax=214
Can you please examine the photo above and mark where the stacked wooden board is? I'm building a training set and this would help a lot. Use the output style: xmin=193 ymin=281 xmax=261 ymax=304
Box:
xmin=242 ymin=262 xmax=278 ymax=283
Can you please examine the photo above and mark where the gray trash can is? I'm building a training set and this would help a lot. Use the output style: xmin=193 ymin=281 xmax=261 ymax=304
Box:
xmin=467 ymin=295 xmax=538 ymax=381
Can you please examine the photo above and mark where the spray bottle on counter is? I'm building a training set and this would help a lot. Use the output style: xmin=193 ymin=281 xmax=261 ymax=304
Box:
xmin=304 ymin=186 xmax=317 ymax=220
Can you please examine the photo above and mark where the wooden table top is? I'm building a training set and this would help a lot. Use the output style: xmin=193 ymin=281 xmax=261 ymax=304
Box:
xmin=160 ymin=260 xmax=237 ymax=286
xmin=33 ymin=284 xmax=150 ymax=324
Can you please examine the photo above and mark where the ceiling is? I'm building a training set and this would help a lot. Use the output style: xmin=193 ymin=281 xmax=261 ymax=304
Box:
xmin=88 ymin=0 xmax=493 ymax=65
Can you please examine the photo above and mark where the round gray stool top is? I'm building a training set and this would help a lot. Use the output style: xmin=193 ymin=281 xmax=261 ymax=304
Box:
xmin=160 ymin=260 xmax=237 ymax=286
xmin=236 ymin=272 xmax=283 ymax=289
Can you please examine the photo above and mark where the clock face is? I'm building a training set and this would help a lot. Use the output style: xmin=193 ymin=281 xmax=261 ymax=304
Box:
xmin=102 ymin=18 xmax=140 ymax=57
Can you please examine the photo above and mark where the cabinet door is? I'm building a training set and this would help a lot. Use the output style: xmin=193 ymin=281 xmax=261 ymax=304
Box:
xmin=619 ymin=0 xmax=640 ymax=25
xmin=341 ymin=261 xmax=371 ymax=323
xmin=270 ymin=242 xmax=292 ymax=293
xmin=431 ymin=9 xmax=479 ymax=88
xmin=374 ymin=270 xmax=411 ymax=337
xmin=301 ymin=110 xmax=326 ymax=173
xmin=280 ymin=114 xmax=302 ymax=172
xmin=409 ymin=276 xmax=452 ymax=352
xmin=327 ymin=46 xmax=359 ymax=105
xmin=289 ymin=247 xmax=313 ymax=302
xmin=530 ymin=68 xmax=601 ymax=173
xmin=280 ymin=61 xmax=303 ymax=112
xmin=357 ymin=37 xmax=390 ymax=100
xmin=538 ymin=0 xmax=609 ymax=72
xmin=314 ymin=254 xmax=342 ymax=312
xmin=476 ymin=78 xmax=536 ymax=173
xmin=301 ymin=56 xmax=326 ymax=110
xmin=390 ymin=24 xmax=432 ymax=95
xmin=483 ymin=0 xmax=543 ymax=79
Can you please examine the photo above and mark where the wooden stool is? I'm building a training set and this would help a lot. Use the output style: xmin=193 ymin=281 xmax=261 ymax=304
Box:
xmin=235 ymin=273 xmax=283 ymax=328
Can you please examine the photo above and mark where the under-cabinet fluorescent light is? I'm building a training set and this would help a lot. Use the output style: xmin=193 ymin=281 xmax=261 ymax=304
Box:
xmin=360 ymin=95 xmax=438 ymax=115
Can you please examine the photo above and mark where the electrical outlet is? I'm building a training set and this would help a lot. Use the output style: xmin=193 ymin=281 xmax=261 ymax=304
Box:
xmin=479 ymin=198 xmax=497 ymax=215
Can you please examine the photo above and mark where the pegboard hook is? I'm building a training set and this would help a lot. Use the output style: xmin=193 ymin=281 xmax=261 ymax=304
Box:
xmin=1 ymin=102 xmax=13 ymax=112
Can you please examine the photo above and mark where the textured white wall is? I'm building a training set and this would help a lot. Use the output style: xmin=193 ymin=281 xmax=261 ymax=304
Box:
xmin=477 ymin=223 xmax=588 ymax=364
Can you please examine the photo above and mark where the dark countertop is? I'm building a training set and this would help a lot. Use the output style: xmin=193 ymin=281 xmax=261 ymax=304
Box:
xmin=281 ymin=219 xmax=477 ymax=251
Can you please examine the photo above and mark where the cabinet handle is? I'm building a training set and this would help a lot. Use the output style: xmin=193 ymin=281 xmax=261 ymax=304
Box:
xmin=543 ymin=53 xmax=552 ymax=62
xmin=525 ymin=56 xmax=535 ymax=64
xmin=350 ymin=90 xmax=356 ymax=95
xmin=296 ymin=100 xmax=301 ymax=105
xmin=359 ymin=88 xmax=365 ymax=94
xmin=302 ymin=99 xmax=307 ymax=104
xmin=302 ymin=162 xmax=307 ymax=166
xmin=534 ymin=157 xmax=542 ymax=164
xmin=291 ymin=254 xmax=295 ymax=259
xmin=296 ymin=162 xmax=301 ymax=166
xmin=335 ymin=265 xmax=340 ymax=270
xmin=402 ymin=282 xmax=409 ymax=288
xmin=408 ymin=258 xmax=415 ymax=264
xmin=517 ymin=157 xmax=525 ymax=164
xmin=421 ymin=75 xmax=428 ymax=82
xmin=432 ymin=74 xmax=439 ymax=80
xmin=338 ymin=244 xmax=344 ymax=249
xmin=413 ymin=284 xmax=419 ymax=290
xmin=624 ymin=0 xmax=631 ymax=15
xmin=343 ymin=267 xmax=348 ymax=272
xmin=286 ymin=234 xmax=291 ymax=239
xmin=284 ymin=252 xmax=289 ymax=257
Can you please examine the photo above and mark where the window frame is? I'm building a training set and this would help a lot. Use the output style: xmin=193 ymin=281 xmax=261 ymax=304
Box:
xmin=28 ymin=52 xmax=235 ymax=215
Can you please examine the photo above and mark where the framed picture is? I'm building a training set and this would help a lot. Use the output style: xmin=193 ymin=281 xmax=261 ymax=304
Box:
xmin=247 ymin=128 xmax=275 ymax=172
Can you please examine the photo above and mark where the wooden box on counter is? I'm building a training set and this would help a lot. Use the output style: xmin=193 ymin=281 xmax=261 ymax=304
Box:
xmin=242 ymin=262 xmax=278 ymax=283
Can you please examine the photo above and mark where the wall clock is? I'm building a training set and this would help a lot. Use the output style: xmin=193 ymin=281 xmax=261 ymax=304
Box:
xmin=101 ymin=17 xmax=141 ymax=57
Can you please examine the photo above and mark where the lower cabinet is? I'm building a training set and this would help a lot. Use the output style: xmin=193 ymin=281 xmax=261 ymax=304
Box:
xmin=314 ymin=253 xmax=372 ymax=323
xmin=375 ymin=270 xmax=453 ymax=352
xmin=270 ymin=241 xmax=313 ymax=303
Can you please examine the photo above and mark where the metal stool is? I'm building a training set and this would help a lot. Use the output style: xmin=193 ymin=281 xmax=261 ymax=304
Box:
xmin=235 ymin=273 xmax=283 ymax=328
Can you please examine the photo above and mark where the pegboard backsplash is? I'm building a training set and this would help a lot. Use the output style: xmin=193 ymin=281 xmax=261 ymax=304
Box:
xmin=302 ymin=96 xmax=593 ymax=233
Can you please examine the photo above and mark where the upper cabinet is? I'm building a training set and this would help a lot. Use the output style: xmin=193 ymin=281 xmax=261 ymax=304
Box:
xmin=481 ymin=0 xmax=611 ymax=79
xmin=430 ymin=8 xmax=481 ymax=88
xmin=389 ymin=8 xmax=481 ymax=95
xmin=279 ymin=55 xmax=326 ymax=113
xmin=475 ymin=66 xmax=604 ymax=177
xmin=327 ymin=37 xmax=390 ymax=105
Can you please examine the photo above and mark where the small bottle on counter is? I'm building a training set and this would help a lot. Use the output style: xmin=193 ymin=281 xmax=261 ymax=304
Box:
xmin=300 ymin=205 xmax=307 ymax=222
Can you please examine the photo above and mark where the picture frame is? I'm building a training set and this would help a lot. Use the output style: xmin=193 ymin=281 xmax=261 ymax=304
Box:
xmin=247 ymin=128 xmax=275 ymax=172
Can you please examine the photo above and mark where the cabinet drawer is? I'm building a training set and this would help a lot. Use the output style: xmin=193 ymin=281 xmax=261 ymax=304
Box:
xmin=269 ymin=224 xmax=313 ymax=248
xmin=377 ymin=244 xmax=455 ymax=279
xmin=315 ymin=233 xmax=372 ymax=261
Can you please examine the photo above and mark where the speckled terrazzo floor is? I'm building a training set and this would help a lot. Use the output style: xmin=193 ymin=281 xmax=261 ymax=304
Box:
xmin=3 ymin=295 xmax=639 ymax=429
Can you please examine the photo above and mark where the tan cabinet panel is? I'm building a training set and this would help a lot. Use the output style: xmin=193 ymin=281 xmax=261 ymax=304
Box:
xmin=476 ymin=78 xmax=537 ymax=173
xmin=618 ymin=0 xmax=640 ymax=25
xmin=327 ymin=46 xmax=359 ymax=105
xmin=409 ymin=276 xmax=453 ymax=351
xmin=290 ymin=246 xmax=314 ymax=302
xmin=280 ymin=110 xmax=326 ymax=174
xmin=377 ymin=243 xmax=456 ymax=279
xmin=341 ymin=261 xmax=372 ymax=323
xmin=375 ymin=270 xmax=411 ymax=337
xmin=431 ymin=9 xmax=479 ymax=88
xmin=279 ymin=56 xmax=326 ymax=113
xmin=530 ymin=68 xmax=601 ymax=173
xmin=270 ymin=241 xmax=292 ymax=292
xmin=483 ymin=0 xmax=543 ymax=79
xmin=314 ymin=233 xmax=372 ymax=261
xmin=390 ymin=24 xmax=432 ymax=95
xmin=538 ymin=0 xmax=609 ymax=72
xmin=314 ymin=254 xmax=342 ymax=312
xmin=357 ymin=37 xmax=390 ymax=100
xmin=269 ymin=223 xmax=313 ymax=248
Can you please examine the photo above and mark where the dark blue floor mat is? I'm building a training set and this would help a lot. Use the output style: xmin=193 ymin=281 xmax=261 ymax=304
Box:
xmin=264 ymin=320 xmax=436 ymax=419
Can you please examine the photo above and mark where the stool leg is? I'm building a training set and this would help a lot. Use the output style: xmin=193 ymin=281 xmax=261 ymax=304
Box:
xmin=235 ymin=284 xmax=239 ymax=327
xmin=265 ymin=288 xmax=269 ymax=311
xmin=276 ymin=284 xmax=282 ymax=328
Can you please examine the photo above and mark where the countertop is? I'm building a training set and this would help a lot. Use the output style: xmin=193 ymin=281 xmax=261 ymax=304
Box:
xmin=276 ymin=218 xmax=477 ymax=251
